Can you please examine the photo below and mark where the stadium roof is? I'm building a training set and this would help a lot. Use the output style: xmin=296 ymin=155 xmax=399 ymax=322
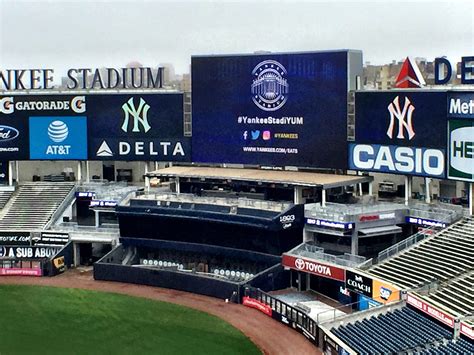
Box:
xmin=146 ymin=166 xmax=372 ymax=189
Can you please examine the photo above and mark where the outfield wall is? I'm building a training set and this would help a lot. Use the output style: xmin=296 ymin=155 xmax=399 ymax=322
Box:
xmin=94 ymin=239 xmax=286 ymax=300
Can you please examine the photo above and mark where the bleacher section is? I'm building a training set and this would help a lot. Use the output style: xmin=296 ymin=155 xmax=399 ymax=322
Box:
xmin=415 ymin=338 xmax=474 ymax=354
xmin=0 ymin=182 xmax=75 ymax=230
xmin=417 ymin=271 xmax=474 ymax=319
xmin=368 ymin=217 xmax=474 ymax=289
xmin=331 ymin=307 xmax=453 ymax=354
xmin=0 ymin=190 xmax=13 ymax=209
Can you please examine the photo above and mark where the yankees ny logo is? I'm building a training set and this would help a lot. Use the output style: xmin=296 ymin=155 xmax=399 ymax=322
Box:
xmin=121 ymin=97 xmax=151 ymax=133
xmin=387 ymin=96 xmax=415 ymax=140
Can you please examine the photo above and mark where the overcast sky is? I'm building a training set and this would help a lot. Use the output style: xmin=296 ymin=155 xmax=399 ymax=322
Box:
xmin=0 ymin=0 xmax=473 ymax=75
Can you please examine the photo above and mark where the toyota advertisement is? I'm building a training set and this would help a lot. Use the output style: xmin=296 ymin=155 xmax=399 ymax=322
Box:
xmin=191 ymin=51 xmax=362 ymax=168
xmin=86 ymin=93 xmax=191 ymax=161
xmin=282 ymin=253 xmax=345 ymax=282
xmin=349 ymin=91 xmax=447 ymax=178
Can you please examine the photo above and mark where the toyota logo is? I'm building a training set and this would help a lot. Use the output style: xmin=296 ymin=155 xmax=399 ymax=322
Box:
xmin=295 ymin=258 xmax=305 ymax=270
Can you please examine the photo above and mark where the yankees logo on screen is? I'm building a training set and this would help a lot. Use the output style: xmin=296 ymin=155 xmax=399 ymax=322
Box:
xmin=121 ymin=97 xmax=151 ymax=133
xmin=387 ymin=96 xmax=415 ymax=140
xmin=251 ymin=60 xmax=288 ymax=111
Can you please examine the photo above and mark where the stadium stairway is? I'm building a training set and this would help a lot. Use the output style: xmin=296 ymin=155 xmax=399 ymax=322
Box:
xmin=0 ymin=190 xmax=13 ymax=209
xmin=0 ymin=182 xmax=75 ymax=230
xmin=367 ymin=217 xmax=474 ymax=290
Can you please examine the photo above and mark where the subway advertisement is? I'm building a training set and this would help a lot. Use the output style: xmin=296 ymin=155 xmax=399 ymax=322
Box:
xmin=349 ymin=91 xmax=447 ymax=178
xmin=191 ymin=50 xmax=362 ymax=168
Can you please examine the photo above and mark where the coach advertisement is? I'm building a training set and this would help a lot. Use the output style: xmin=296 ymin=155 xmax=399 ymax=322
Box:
xmin=0 ymin=95 xmax=86 ymax=160
xmin=345 ymin=270 xmax=372 ymax=297
xmin=87 ymin=93 xmax=191 ymax=162
xmin=349 ymin=91 xmax=447 ymax=178
xmin=192 ymin=50 xmax=362 ymax=168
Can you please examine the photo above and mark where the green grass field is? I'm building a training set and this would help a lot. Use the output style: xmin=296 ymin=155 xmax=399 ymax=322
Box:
xmin=0 ymin=285 xmax=260 ymax=355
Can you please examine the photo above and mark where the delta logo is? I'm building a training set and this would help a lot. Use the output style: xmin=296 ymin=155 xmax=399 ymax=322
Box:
xmin=395 ymin=57 xmax=426 ymax=89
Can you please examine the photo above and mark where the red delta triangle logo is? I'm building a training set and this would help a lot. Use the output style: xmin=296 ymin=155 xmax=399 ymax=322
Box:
xmin=395 ymin=57 xmax=426 ymax=88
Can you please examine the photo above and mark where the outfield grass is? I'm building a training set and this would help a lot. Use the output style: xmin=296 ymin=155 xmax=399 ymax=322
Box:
xmin=0 ymin=285 xmax=260 ymax=355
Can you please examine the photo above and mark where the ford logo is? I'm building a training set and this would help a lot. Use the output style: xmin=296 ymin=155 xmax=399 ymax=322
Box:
xmin=0 ymin=125 xmax=19 ymax=142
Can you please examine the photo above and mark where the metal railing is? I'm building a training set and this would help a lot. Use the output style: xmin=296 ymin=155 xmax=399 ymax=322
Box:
xmin=305 ymin=201 xmax=464 ymax=225
xmin=44 ymin=184 xmax=78 ymax=230
xmin=377 ymin=228 xmax=435 ymax=265
xmin=244 ymin=287 xmax=319 ymax=345
xmin=305 ymin=202 xmax=406 ymax=223
xmin=288 ymin=243 xmax=367 ymax=268
xmin=78 ymin=181 xmax=140 ymax=203
xmin=52 ymin=223 xmax=119 ymax=233
xmin=409 ymin=202 xmax=464 ymax=224
xmin=135 ymin=192 xmax=292 ymax=212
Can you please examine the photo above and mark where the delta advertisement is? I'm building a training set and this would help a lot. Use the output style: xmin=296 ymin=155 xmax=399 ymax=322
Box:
xmin=447 ymin=92 xmax=474 ymax=182
xmin=349 ymin=91 xmax=447 ymax=178
xmin=191 ymin=51 xmax=362 ymax=168
xmin=87 ymin=93 xmax=191 ymax=161
xmin=0 ymin=93 xmax=191 ymax=162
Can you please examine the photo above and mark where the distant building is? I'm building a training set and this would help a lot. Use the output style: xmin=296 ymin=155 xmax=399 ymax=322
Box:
xmin=362 ymin=57 xmax=463 ymax=90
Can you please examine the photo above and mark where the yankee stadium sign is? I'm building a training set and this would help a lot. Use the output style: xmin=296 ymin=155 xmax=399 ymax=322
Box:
xmin=0 ymin=67 xmax=165 ymax=90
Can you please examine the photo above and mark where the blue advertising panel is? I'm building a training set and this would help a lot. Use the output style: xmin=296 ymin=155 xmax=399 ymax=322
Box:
xmin=447 ymin=91 xmax=474 ymax=119
xmin=191 ymin=51 xmax=361 ymax=168
xmin=358 ymin=294 xmax=381 ymax=311
xmin=29 ymin=116 xmax=87 ymax=160
xmin=0 ymin=95 xmax=86 ymax=160
xmin=349 ymin=91 xmax=447 ymax=178
xmin=86 ymin=93 xmax=190 ymax=161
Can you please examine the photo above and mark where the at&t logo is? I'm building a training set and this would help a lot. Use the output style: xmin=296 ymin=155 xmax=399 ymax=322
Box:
xmin=387 ymin=96 xmax=415 ymax=140
xmin=46 ymin=120 xmax=70 ymax=155
xmin=251 ymin=60 xmax=288 ymax=111
xmin=48 ymin=121 xmax=69 ymax=142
